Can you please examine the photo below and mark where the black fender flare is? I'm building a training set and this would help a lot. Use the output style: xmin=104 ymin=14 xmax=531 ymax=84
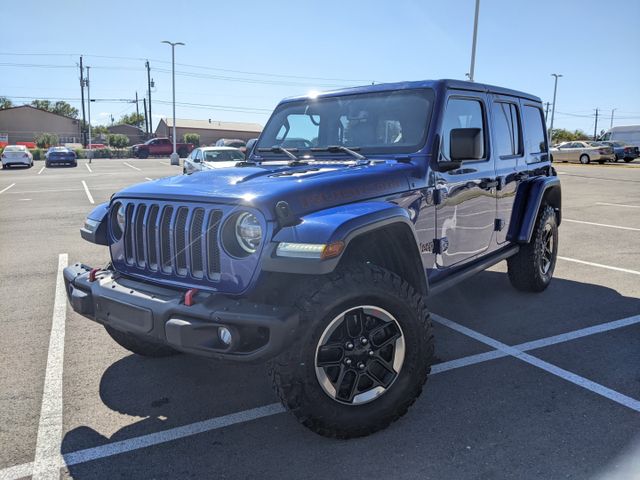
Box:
xmin=507 ymin=176 xmax=561 ymax=244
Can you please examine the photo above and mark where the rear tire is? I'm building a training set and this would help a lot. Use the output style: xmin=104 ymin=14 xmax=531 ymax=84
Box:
xmin=138 ymin=150 xmax=149 ymax=159
xmin=269 ymin=264 xmax=433 ymax=439
xmin=579 ymin=154 xmax=590 ymax=164
xmin=104 ymin=326 xmax=179 ymax=357
xmin=178 ymin=148 xmax=188 ymax=158
xmin=507 ymin=205 xmax=558 ymax=292
xmin=624 ymin=158 xmax=634 ymax=163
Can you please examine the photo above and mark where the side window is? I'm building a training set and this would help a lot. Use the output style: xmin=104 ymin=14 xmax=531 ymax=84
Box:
xmin=195 ymin=150 xmax=203 ymax=161
xmin=441 ymin=97 xmax=486 ymax=160
xmin=522 ymin=105 xmax=547 ymax=156
xmin=492 ymin=101 xmax=521 ymax=158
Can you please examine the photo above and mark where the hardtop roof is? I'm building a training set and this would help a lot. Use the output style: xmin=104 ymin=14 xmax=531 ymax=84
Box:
xmin=281 ymin=79 xmax=541 ymax=104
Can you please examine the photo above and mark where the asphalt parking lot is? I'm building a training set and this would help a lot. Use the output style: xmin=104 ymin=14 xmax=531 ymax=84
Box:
xmin=0 ymin=158 xmax=639 ymax=480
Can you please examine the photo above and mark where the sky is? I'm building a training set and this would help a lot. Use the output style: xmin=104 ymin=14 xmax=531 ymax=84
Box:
xmin=2 ymin=0 xmax=639 ymax=135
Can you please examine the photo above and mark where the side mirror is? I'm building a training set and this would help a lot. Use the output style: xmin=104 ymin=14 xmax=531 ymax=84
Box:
xmin=245 ymin=138 xmax=258 ymax=157
xmin=193 ymin=157 xmax=201 ymax=163
xmin=450 ymin=128 xmax=483 ymax=161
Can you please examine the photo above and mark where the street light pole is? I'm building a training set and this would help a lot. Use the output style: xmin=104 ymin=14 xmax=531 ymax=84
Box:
xmin=86 ymin=66 xmax=92 ymax=163
xmin=161 ymin=40 xmax=185 ymax=166
xmin=548 ymin=73 xmax=562 ymax=145
xmin=610 ymin=108 xmax=616 ymax=129
xmin=468 ymin=0 xmax=480 ymax=82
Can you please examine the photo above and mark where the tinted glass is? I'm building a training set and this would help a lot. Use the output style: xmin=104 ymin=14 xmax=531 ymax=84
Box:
xmin=441 ymin=98 xmax=485 ymax=160
xmin=258 ymin=89 xmax=434 ymax=155
xmin=492 ymin=102 xmax=521 ymax=157
xmin=522 ymin=106 xmax=547 ymax=155
xmin=203 ymin=150 xmax=244 ymax=161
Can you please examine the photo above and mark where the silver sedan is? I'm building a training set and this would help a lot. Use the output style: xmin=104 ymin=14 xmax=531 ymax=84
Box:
xmin=550 ymin=141 xmax=615 ymax=164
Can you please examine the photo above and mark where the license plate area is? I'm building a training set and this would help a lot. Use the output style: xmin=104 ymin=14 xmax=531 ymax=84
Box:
xmin=95 ymin=295 xmax=154 ymax=334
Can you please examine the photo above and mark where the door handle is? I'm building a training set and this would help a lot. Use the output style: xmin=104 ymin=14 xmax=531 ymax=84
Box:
xmin=479 ymin=178 xmax=499 ymax=190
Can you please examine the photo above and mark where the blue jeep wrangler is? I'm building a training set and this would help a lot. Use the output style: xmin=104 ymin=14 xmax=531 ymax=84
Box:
xmin=65 ymin=79 xmax=561 ymax=438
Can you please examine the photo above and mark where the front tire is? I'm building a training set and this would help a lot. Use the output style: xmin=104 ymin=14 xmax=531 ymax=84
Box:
xmin=579 ymin=154 xmax=590 ymax=164
xmin=104 ymin=326 xmax=179 ymax=357
xmin=507 ymin=205 xmax=558 ymax=292
xmin=269 ymin=264 xmax=433 ymax=439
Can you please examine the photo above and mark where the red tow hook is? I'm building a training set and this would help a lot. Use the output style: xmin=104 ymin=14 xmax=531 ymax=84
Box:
xmin=184 ymin=288 xmax=199 ymax=307
xmin=89 ymin=268 xmax=101 ymax=282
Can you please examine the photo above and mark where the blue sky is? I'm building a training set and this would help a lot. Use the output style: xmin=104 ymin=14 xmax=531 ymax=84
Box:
xmin=2 ymin=0 xmax=639 ymax=134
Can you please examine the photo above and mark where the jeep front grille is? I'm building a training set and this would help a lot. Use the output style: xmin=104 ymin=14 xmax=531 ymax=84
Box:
xmin=120 ymin=201 xmax=222 ymax=280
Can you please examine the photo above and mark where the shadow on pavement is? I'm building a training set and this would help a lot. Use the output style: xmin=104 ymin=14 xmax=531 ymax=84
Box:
xmin=61 ymin=270 xmax=640 ymax=479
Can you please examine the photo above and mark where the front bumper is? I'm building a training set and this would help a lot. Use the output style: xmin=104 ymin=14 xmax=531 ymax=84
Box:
xmin=63 ymin=263 xmax=299 ymax=362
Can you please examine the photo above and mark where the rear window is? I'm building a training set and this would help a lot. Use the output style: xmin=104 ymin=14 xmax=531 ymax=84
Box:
xmin=4 ymin=146 xmax=24 ymax=152
xmin=522 ymin=105 xmax=547 ymax=157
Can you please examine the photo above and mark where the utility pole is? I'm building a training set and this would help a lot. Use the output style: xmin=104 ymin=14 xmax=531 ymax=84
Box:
xmin=135 ymin=91 xmax=140 ymax=118
xmin=468 ymin=0 xmax=480 ymax=82
xmin=86 ymin=66 xmax=92 ymax=163
xmin=544 ymin=102 xmax=551 ymax=122
xmin=146 ymin=60 xmax=153 ymax=134
xmin=549 ymin=74 xmax=562 ymax=144
xmin=610 ymin=108 xmax=616 ymax=129
xmin=161 ymin=40 xmax=185 ymax=166
xmin=79 ymin=56 xmax=87 ymax=146
xmin=143 ymin=97 xmax=149 ymax=136
xmin=593 ymin=108 xmax=599 ymax=140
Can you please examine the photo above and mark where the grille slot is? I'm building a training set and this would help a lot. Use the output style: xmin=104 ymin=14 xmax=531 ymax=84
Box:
xmin=190 ymin=208 xmax=205 ymax=278
xmin=160 ymin=206 xmax=173 ymax=273
xmin=146 ymin=205 xmax=159 ymax=270
xmin=174 ymin=207 xmax=189 ymax=276
xmin=134 ymin=205 xmax=147 ymax=267
xmin=207 ymin=210 xmax=223 ymax=278
xmin=118 ymin=201 xmax=223 ymax=281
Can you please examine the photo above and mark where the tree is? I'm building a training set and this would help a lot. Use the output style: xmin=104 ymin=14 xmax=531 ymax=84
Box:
xmin=93 ymin=125 xmax=109 ymax=135
xmin=30 ymin=99 xmax=78 ymax=118
xmin=183 ymin=133 xmax=200 ymax=146
xmin=108 ymin=133 xmax=129 ymax=148
xmin=35 ymin=132 xmax=60 ymax=148
xmin=0 ymin=97 xmax=12 ymax=110
xmin=550 ymin=128 xmax=591 ymax=144
xmin=118 ymin=113 xmax=145 ymax=128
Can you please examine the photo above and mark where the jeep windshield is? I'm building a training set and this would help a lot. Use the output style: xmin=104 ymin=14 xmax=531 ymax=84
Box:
xmin=256 ymin=88 xmax=434 ymax=158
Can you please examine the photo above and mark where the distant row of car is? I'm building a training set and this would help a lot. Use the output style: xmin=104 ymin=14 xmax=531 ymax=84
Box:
xmin=1 ymin=145 xmax=77 ymax=169
xmin=550 ymin=140 xmax=638 ymax=164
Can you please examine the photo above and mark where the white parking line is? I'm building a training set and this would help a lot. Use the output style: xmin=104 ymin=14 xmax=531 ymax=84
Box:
xmin=1 ymin=311 xmax=639 ymax=479
xmin=563 ymin=218 xmax=640 ymax=232
xmin=38 ymin=166 xmax=45 ymax=175
xmin=32 ymin=254 xmax=68 ymax=480
xmin=433 ymin=315 xmax=640 ymax=412
xmin=0 ymin=404 xmax=284 ymax=480
xmin=81 ymin=181 xmax=94 ymax=204
xmin=158 ymin=161 xmax=170 ymax=166
xmin=558 ymin=256 xmax=640 ymax=276
xmin=123 ymin=162 xmax=141 ymax=171
xmin=596 ymin=202 xmax=640 ymax=209
xmin=85 ymin=163 xmax=92 ymax=173
xmin=145 ymin=177 xmax=153 ymax=181
xmin=0 ymin=183 xmax=16 ymax=194
xmin=433 ymin=313 xmax=640 ymax=374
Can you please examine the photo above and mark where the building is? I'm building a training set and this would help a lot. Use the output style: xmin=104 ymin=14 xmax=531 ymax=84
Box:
xmin=106 ymin=124 xmax=146 ymax=146
xmin=155 ymin=118 xmax=262 ymax=146
xmin=0 ymin=105 xmax=81 ymax=144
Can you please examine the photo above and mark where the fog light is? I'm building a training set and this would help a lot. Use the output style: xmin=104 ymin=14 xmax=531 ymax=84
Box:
xmin=218 ymin=327 xmax=232 ymax=346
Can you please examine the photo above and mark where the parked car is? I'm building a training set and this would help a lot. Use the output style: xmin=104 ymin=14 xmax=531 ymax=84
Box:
xmin=600 ymin=125 xmax=640 ymax=149
xmin=64 ymin=79 xmax=561 ymax=439
xmin=183 ymin=147 xmax=245 ymax=174
xmin=45 ymin=146 xmax=77 ymax=167
xmin=214 ymin=138 xmax=246 ymax=149
xmin=599 ymin=141 xmax=639 ymax=162
xmin=550 ymin=141 xmax=614 ymax=164
xmin=1 ymin=145 xmax=33 ymax=169
xmin=132 ymin=138 xmax=195 ymax=159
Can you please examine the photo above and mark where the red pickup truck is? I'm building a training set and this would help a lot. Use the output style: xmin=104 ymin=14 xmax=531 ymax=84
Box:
xmin=132 ymin=137 xmax=195 ymax=159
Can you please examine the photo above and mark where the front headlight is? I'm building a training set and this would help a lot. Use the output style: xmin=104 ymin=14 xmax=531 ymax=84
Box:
xmin=116 ymin=204 xmax=126 ymax=232
xmin=110 ymin=202 xmax=126 ymax=239
xmin=235 ymin=212 xmax=262 ymax=253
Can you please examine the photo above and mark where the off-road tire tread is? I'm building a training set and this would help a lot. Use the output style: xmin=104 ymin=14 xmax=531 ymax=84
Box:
xmin=507 ymin=205 xmax=557 ymax=292
xmin=268 ymin=264 xmax=433 ymax=439
xmin=104 ymin=325 xmax=179 ymax=357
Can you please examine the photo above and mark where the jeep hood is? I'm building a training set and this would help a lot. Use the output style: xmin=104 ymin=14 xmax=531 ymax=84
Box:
xmin=113 ymin=160 xmax=417 ymax=220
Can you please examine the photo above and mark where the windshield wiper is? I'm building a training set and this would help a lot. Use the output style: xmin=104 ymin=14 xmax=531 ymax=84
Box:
xmin=311 ymin=145 xmax=367 ymax=161
xmin=257 ymin=146 xmax=299 ymax=161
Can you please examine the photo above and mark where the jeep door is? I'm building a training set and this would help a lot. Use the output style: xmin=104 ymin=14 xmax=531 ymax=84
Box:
xmin=489 ymin=96 xmax=524 ymax=244
xmin=434 ymin=93 xmax=497 ymax=268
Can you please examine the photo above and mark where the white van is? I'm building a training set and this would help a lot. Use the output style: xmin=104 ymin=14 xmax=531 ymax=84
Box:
xmin=600 ymin=125 xmax=640 ymax=148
